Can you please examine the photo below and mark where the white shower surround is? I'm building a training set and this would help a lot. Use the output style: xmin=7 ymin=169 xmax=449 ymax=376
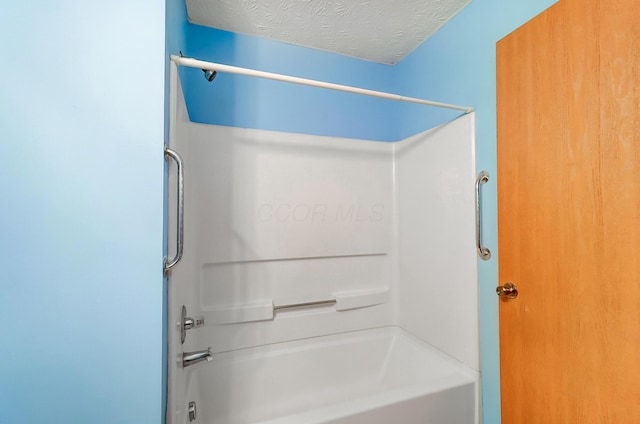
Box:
xmin=186 ymin=0 xmax=473 ymax=64
xmin=167 ymin=64 xmax=479 ymax=423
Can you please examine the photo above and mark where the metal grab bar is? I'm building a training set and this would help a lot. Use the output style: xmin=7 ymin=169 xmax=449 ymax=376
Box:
xmin=165 ymin=147 xmax=184 ymax=273
xmin=273 ymin=299 xmax=337 ymax=313
xmin=475 ymin=171 xmax=491 ymax=261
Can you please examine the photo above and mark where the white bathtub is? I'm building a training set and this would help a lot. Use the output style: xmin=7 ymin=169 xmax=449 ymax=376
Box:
xmin=183 ymin=327 xmax=478 ymax=424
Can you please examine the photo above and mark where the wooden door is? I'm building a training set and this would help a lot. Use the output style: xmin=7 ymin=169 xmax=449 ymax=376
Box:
xmin=497 ymin=0 xmax=640 ymax=422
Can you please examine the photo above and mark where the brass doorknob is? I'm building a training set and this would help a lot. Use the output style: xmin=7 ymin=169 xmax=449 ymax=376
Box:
xmin=496 ymin=282 xmax=518 ymax=299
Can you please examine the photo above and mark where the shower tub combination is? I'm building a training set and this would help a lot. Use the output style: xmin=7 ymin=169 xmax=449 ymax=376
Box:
xmin=185 ymin=328 xmax=476 ymax=424
xmin=166 ymin=61 xmax=481 ymax=424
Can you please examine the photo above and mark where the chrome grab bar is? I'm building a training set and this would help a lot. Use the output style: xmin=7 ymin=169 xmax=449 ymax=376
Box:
xmin=475 ymin=171 xmax=491 ymax=261
xmin=165 ymin=146 xmax=184 ymax=273
xmin=273 ymin=299 xmax=337 ymax=312
xmin=182 ymin=348 xmax=213 ymax=368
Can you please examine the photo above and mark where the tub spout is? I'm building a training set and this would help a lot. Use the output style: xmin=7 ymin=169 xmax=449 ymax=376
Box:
xmin=182 ymin=348 xmax=213 ymax=368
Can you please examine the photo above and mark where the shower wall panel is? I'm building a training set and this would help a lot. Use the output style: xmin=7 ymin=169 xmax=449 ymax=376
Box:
xmin=167 ymin=64 xmax=396 ymax=359
xmin=395 ymin=114 xmax=479 ymax=371
xmin=181 ymin=124 xmax=395 ymax=353
xmin=186 ymin=123 xmax=392 ymax=263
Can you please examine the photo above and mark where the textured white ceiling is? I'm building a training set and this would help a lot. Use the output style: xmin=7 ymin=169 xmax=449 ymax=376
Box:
xmin=186 ymin=0 xmax=472 ymax=64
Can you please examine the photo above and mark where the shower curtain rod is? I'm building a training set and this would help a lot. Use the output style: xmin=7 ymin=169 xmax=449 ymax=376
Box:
xmin=170 ymin=55 xmax=474 ymax=113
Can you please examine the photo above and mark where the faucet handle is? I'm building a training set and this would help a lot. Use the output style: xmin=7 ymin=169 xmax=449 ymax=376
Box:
xmin=181 ymin=305 xmax=205 ymax=344
xmin=184 ymin=316 xmax=205 ymax=330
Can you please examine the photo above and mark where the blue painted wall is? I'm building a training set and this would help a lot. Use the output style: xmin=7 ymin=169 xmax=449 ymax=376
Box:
xmin=0 ymin=2 xmax=166 ymax=423
xmin=181 ymin=25 xmax=398 ymax=141
xmin=167 ymin=0 xmax=189 ymax=139
xmin=394 ymin=1 xmax=557 ymax=422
